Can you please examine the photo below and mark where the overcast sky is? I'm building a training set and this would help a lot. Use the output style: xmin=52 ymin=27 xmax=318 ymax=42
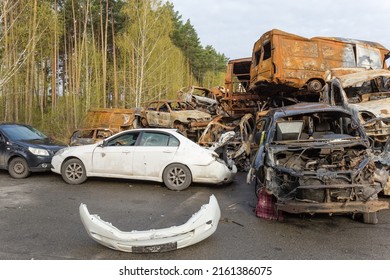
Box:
xmin=168 ymin=0 xmax=390 ymax=60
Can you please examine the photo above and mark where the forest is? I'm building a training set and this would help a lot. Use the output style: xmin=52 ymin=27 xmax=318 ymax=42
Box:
xmin=0 ymin=0 xmax=228 ymax=141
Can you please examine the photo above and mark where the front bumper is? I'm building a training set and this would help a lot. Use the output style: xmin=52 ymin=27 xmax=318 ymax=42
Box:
xmin=79 ymin=195 xmax=221 ymax=253
xmin=277 ymin=200 xmax=389 ymax=214
xmin=29 ymin=162 xmax=53 ymax=172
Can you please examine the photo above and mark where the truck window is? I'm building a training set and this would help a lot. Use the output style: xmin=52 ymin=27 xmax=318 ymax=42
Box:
xmin=263 ymin=41 xmax=271 ymax=61
xmin=356 ymin=45 xmax=382 ymax=69
xmin=254 ymin=49 xmax=262 ymax=66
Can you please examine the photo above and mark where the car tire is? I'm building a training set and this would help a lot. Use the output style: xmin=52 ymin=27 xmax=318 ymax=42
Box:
xmin=8 ymin=157 xmax=31 ymax=179
xmin=61 ymin=158 xmax=87 ymax=185
xmin=163 ymin=163 xmax=192 ymax=191
xmin=363 ymin=212 xmax=378 ymax=224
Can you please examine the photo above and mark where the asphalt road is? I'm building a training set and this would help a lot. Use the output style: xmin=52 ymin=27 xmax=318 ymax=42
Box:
xmin=1 ymin=170 xmax=390 ymax=260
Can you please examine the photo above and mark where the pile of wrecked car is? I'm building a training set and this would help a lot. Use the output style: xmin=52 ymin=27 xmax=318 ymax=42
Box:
xmin=66 ymin=28 xmax=390 ymax=229
xmin=247 ymin=103 xmax=389 ymax=224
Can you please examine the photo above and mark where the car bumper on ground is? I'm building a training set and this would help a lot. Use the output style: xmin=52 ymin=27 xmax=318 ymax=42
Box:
xmin=79 ymin=195 xmax=221 ymax=253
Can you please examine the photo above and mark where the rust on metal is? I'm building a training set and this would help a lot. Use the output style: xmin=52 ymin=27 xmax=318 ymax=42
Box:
xmin=250 ymin=29 xmax=389 ymax=94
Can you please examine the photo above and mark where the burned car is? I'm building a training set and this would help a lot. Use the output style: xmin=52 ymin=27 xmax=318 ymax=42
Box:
xmin=247 ymin=103 xmax=389 ymax=223
xmin=177 ymin=86 xmax=223 ymax=116
xmin=140 ymin=100 xmax=212 ymax=140
xmin=69 ymin=108 xmax=140 ymax=146
xmin=69 ymin=128 xmax=115 ymax=146
xmin=321 ymin=69 xmax=390 ymax=151
xmin=198 ymin=113 xmax=256 ymax=171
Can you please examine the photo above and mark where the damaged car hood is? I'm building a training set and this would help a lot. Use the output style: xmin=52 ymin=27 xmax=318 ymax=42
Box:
xmin=172 ymin=110 xmax=211 ymax=121
xmin=79 ymin=195 xmax=221 ymax=253
xmin=349 ymin=101 xmax=390 ymax=118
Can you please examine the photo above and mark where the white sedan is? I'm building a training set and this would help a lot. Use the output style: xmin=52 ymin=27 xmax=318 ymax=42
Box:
xmin=51 ymin=128 xmax=237 ymax=191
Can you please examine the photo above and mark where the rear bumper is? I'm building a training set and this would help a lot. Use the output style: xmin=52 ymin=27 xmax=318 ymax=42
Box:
xmin=192 ymin=161 xmax=237 ymax=184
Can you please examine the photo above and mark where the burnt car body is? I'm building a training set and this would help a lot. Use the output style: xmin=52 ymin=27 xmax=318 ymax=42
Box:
xmin=247 ymin=103 xmax=389 ymax=223
xmin=249 ymin=29 xmax=389 ymax=94
xmin=177 ymin=86 xmax=223 ymax=116
xmin=69 ymin=108 xmax=140 ymax=146
xmin=140 ymin=100 xmax=212 ymax=139
xmin=321 ymin=69 xmax=390 ymax=150
xmin=69 ymin=128 xmax=115 ymax=146
xmin=198 ymin=113 xmax=256 ymax=171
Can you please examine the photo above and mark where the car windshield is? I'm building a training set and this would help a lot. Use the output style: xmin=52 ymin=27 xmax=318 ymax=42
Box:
xmin=1 ymin=125 xmax=47 ymax=141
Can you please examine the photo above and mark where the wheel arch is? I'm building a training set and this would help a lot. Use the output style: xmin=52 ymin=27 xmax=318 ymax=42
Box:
xmin=160 ymin=162 xmax=193 ymax=181
xmin=305 ymin=78 xmax=325 ymax=92
xmin=61 ymin=156 xmax=84 ymax=172
xmin=7 ymin=153 xmax=28 ymax=169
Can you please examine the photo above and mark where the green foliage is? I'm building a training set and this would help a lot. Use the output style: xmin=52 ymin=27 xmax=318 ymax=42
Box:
xmin=0 ymin=0 xmax=228 ymax=140
xmin=167 ymin=2 xmax=228 ymax=85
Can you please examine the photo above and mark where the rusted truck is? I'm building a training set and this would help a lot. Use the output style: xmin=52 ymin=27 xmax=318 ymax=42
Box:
xmin=250 ymin=29 xmax=389 ymax=93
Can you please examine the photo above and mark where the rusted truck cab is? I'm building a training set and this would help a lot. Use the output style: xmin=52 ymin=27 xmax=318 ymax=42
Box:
xmin=250 ymin=29 xmax=389 ymax=93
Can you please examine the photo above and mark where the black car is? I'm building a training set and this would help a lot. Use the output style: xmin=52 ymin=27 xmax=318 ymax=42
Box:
xmin=0 ymin=123 xmax=66 ymax=178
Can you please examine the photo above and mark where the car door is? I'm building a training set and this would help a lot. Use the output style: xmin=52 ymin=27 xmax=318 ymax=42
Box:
xmin=0 ymin=132 xmax=7 ymax=168
xmin=91 ymin=131 xmax=140 ymax=176
xmin=132 ymin=131 xmax=179 ymax=179
xmin=156 ymin=102 xmax=172 ymax=127
xmin=144 ymin=102 xmax=160 ymax=127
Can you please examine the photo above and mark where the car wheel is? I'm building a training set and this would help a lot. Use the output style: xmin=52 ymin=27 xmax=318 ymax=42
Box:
xmin=363 ymin=212 xmax=378 ymax=224
xmin=307 ymin=79 xmax=323 ymax=92
xmin=8 ymin=157 xmax=30 ymax=179
xmin=163 ymin=163 xmax=192 ymax=191
xmin=61 ymin=158 xmax=87 ymax=185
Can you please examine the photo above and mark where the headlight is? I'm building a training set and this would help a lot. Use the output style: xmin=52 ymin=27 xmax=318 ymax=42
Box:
xmin=28 ymin=147 xmax=50 ymax=156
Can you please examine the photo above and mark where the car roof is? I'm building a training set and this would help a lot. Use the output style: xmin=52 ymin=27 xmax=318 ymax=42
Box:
xmin=334 ymin=69 xmax=390 ymax=88
xmin=0 ymin=123 xmax=31 ymax=128
xmin=266 ymin=102 xmax=352 ymax=119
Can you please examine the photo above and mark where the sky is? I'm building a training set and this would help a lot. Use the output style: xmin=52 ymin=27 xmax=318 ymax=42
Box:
xmin=167 ymin=0 xmax=390 ymax=60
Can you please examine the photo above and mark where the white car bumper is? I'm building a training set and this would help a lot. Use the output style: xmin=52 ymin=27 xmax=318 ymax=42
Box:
xmin=192 ymin=160 xmax=237 ymax=184
xmin=79 ymin=195 xmax=221 ymax=253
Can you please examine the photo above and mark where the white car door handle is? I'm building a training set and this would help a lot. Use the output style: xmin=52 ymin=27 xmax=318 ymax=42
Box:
xmin=163 ymin=150 xmax=173 ymax=153
xmin=122 ymin=151 xmax=131 ymax=154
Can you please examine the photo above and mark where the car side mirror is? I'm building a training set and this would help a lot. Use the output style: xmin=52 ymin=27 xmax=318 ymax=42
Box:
xmin=99 ymin=139 xmax=108 ymax=147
